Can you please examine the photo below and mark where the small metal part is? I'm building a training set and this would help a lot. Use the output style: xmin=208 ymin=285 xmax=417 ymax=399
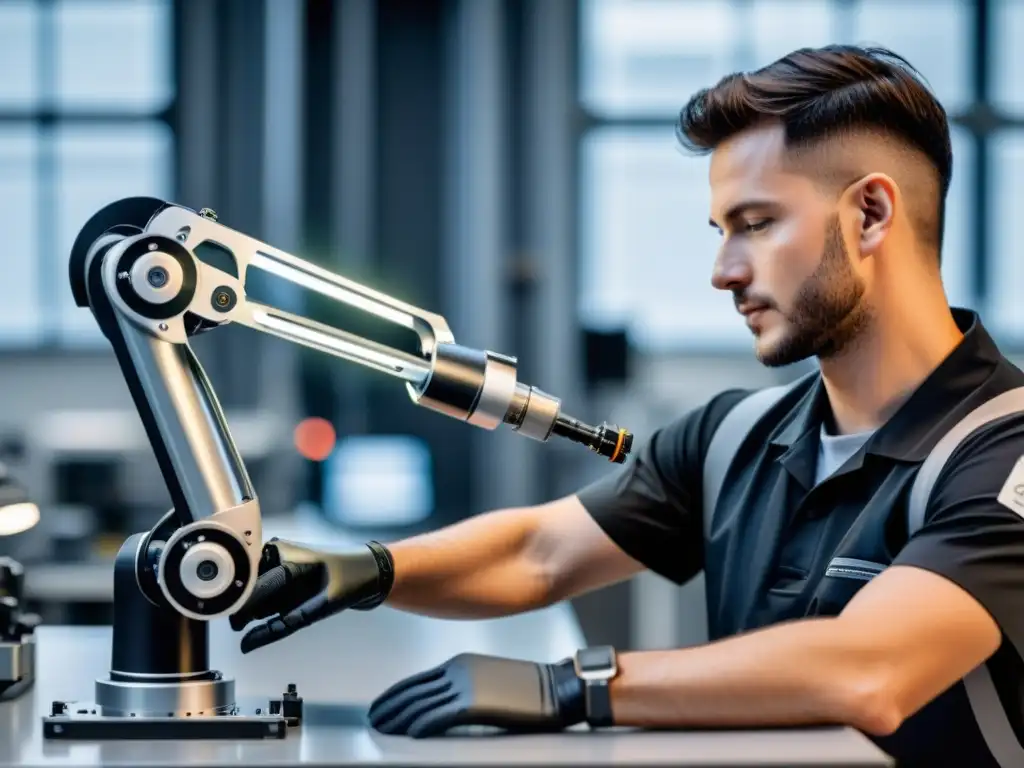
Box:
xmin=147 ymin=267 xmax=168 ymax=287
xmin=506 ymin=384 xmax=560 ymax=442
xmin=129 ymin=250 xmax=184 ymax=306
xmin=267 ymin=682 xmax=303 ymax=726
xmin=198 ymin=208 xmax=218 ymax=222
xmin=211 ymin=286 xmax=236 ymax=313
xmin=550 ymin=416 xmax=633 ymax=463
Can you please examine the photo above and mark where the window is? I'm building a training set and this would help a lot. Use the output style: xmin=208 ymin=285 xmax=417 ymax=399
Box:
xmin=578 ymin=127 xmax=747 ymax=349
xmin=989 ymin=0 xmax=1024 ymax=343
xmin=992 ymin=0 xmax=1024 ymax=113
xmin=579 ymin=0 xmax=841 ymax=119
xmin=0 ymin=0 xmax=175 ymax=348
xmin=577 ymin=0 xmax=981 ymax=352
xmin=989 ymin=134 xmax=1024 ymax=339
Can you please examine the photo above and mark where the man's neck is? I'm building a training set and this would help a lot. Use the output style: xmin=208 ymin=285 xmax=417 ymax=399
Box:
xmin=818 ymin=300 xmax=963 ymax=436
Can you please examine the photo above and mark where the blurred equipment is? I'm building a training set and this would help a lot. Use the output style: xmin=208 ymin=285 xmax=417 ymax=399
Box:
xmin=0 ymin=467 xmax=42 ymax=702
xmin=40 ymin=197 xmax=632 ymax=741
xmin=0 ymin=467 xmax=40 ymax=537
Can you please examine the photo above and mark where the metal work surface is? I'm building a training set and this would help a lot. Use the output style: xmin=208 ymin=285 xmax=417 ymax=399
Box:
xmin=0 ymin=612 xmax=893 ymax=767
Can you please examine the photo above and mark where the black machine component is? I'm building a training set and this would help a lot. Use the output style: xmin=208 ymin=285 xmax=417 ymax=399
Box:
xmin=1 ymin=557 xmax=40 ymax=703
xmin=41 ymin=197 xmax=633 ymax=740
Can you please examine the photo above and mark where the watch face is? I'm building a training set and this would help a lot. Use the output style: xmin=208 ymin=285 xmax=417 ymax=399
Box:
xmin=576 ymin=646 xmax=613 ymax=673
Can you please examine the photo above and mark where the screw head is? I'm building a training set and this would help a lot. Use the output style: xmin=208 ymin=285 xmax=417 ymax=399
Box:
xmin=147 ymin=266 xmax=169 ymax=288
xmin=211 ymin=285 xmax=237 ymax=313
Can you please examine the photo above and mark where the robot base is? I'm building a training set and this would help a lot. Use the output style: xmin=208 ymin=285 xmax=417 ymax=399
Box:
xmin=40 ymin=530 xmax=301 ymax=740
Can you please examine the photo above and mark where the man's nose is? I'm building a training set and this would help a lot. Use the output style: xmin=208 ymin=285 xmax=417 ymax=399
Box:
xmin=711 ymin=248 xmax=753 ymax=292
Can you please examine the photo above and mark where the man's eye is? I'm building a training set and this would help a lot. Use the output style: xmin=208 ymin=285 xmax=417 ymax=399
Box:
xmin=746 ymin=219 xmax=772 ymax=233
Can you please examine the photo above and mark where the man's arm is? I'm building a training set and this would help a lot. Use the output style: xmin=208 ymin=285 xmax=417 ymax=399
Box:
xmin=384 ymin=495 xmax=644 ymax=619
xmin=606 ymin=564 xmax=1001 ymax=736
xmin=382 ymin=391 xmax=749 ymax=620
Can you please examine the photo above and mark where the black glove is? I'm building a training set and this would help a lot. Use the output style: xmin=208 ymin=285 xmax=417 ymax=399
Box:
xmin=229 ymin=537 xmax=394 ymax=653
xmin=367 ymin=652 xmax=586 ymax=738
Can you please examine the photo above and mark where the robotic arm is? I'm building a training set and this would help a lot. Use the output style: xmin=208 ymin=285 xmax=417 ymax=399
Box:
xmin=69 ymin=197 xmax=632 ymax=624
xmin=43 ymin=197 xmax=632 ymax=740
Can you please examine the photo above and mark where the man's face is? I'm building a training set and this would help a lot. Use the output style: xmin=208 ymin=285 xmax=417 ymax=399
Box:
xmin=708 ymin=124 xmax=872 ymax=367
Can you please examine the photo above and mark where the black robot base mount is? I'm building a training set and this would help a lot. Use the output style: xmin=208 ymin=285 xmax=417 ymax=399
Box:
xmin=41 ymin=519 xmax=304 ymax=740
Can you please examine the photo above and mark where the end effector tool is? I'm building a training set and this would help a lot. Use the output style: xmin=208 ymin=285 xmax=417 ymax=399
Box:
xmin=405 ymin=344 xmax=633 ymax=463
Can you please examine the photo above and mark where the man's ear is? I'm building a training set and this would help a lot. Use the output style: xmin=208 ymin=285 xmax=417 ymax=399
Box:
xmin=845 ymin=173 xmax=897 ymax=254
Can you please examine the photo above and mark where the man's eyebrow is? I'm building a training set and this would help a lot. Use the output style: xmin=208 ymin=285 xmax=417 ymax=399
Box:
xmin=708 ymin=199 xmax=780 ymax=229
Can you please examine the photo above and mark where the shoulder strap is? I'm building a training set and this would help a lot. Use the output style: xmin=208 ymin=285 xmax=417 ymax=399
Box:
xmin=905 ymin=385 xmax=1024 ymax=768
xmin=907 ymin=386 xmax=1024 ymax=535
xmin=702 ymin=372 xmax=814 ymax=539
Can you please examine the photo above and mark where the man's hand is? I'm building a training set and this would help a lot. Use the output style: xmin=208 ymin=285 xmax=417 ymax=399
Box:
xmin=368 ymin=653 xmax=586 ymax=738
xmin=229 ymin=538 xmax=394 ymax=653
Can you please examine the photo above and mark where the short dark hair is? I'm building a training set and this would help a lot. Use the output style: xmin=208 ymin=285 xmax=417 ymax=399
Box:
xmin=677 ymin=45 xmax=953 ymax=255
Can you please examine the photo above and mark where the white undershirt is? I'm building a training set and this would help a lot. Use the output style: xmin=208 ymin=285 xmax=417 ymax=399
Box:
xmin=814 ymin=423 xmax=875 ymax=485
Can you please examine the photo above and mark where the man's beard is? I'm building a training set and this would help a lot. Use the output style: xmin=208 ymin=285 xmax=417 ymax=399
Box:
xmin=752 ymin=214 xmax=871 ymax=368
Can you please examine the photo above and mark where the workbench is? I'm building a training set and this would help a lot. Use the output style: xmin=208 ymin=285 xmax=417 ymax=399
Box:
xmin=0 ymin=606 xmax=891 ymax=767
xmin=3 ymin=513 xmax=893 ymax=767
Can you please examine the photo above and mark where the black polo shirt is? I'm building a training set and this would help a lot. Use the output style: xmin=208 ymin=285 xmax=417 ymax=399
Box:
xmin=576 ymin=308 xmax=1024 ymax=768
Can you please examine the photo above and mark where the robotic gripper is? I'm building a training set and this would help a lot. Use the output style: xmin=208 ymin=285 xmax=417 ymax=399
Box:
xmin=41 ymin=197 xmax=633 ymax=740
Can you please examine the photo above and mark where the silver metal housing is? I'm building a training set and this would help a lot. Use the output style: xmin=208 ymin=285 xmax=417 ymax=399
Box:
xmin=95 ymin=675 xmax=234 ymax=717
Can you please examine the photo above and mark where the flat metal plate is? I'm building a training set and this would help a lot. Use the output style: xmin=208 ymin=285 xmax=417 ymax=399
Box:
xmin=42 ymin=706 xmax=288 ymax=740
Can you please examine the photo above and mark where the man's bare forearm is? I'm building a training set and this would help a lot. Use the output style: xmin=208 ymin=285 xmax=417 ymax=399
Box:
xmin=608 ymin=617 xmax=898 ymax=736
xmin=383 ymin=506 xmax=554 ymax=619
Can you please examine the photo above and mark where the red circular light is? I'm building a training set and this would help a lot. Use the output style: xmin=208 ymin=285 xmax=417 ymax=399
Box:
xmin=293 ymin=417 xmax=337 ymax=461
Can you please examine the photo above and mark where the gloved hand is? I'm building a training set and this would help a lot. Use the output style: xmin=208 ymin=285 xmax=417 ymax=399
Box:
xmin=229 ymin=537 xmax=394 ymax=653
xmin=367 ymin=652 xmax=586 ymax=738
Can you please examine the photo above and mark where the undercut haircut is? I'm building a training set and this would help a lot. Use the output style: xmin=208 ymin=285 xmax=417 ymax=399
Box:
xmin=678 ymin=45 xmax=953 ymax=259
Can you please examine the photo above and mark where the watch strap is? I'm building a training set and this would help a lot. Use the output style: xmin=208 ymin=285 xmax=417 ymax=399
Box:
xmin=584 ymin=677 xmax=614 ymax=728
xmin=574 ymin=645 xmax=617 ymax=728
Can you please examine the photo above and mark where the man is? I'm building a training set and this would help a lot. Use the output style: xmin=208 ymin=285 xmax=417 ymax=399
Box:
xmin=230 ymin=46 xmax=1024 ymax=767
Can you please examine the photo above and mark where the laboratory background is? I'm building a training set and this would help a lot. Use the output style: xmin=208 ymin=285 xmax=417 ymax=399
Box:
xmin=0 ymin=0 xmax=1019 ymax=657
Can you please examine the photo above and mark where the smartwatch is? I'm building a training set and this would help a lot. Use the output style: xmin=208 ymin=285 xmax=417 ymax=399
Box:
xmin=573 ymin=645 xmax=618 ymax=728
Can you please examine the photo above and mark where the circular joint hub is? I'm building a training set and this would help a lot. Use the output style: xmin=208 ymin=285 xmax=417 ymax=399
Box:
xmin=114 ymin=235 xmax=197 ymax=322
xmin=158 ymin=522 xmax=251 ymax=621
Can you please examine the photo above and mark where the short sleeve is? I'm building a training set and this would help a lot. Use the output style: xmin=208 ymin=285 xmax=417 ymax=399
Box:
xmin=893 ymin=414 xmax=1024 ymax=656
xmin=575 ymin=389 xmax=751 ymax=585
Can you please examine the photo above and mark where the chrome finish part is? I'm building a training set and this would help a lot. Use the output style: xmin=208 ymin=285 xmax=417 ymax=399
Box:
xmin=95 ymin=675 xmax=234 ymax=717
xmin=467 ymin=353 xmax=518 ymax=429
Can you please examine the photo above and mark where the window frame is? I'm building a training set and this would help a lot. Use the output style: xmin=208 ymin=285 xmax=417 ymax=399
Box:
xmin=0 ymin=0 xmax=178 ymax=353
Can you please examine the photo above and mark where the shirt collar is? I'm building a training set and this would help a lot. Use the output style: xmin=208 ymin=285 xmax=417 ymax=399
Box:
xmin=768 ymin=307 xmax=1004 ymax=463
